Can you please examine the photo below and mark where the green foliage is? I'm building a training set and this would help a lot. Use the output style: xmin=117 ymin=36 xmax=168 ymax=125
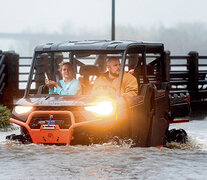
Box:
xmin=0 ymin=105 xmax=11 ymax=128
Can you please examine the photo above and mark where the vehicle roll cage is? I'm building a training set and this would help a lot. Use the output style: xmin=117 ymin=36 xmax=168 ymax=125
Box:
xmin=24 ymin=41 xmax=165 ymax=98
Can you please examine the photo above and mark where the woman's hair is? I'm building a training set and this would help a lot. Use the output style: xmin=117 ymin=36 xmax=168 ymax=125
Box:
xmin=58 ymin=62 xmax=73 ymax=72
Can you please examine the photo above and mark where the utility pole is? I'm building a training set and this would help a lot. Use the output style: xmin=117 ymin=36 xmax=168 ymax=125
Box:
xmin=111 ymin=0 xmax=115 ymax=40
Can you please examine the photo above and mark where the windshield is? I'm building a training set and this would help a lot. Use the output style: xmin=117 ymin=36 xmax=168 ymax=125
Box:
xmin=28 ymin=52 xmax=124 ymax=95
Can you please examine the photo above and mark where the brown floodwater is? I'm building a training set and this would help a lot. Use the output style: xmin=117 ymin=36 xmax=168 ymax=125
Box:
xmin=0 ymin=116 xmax=207 ymax=179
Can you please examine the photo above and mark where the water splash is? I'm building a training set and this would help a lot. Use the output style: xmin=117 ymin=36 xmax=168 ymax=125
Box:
xmin=0 ymin=125 xmax=20 ymax=145
xmin=167 ymin=136 xmax=207 ymax=151
xmin=1 ymin=128 xmax=207 ymax=179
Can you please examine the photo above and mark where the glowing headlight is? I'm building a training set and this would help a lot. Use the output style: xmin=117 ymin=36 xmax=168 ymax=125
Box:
xmin=85 ymin=101 xmax=114 ymax=116
xmin=14 ymin=106 xmax=33 ymax=114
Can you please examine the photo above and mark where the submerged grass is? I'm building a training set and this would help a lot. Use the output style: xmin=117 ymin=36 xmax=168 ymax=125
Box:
xmin=0 ymin=105 xmax=11 ymax=128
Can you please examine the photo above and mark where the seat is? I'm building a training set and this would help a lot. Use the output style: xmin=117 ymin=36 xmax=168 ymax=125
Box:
xmin=79 ymin=65 xmax=100 ymax=94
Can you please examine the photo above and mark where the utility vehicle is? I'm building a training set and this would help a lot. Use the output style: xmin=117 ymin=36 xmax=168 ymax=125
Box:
xmin=8 ymin=40 xmax=189 ymax=146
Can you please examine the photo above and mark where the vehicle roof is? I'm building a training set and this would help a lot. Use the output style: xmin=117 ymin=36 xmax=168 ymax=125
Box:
xmin=34 ymin=40 xmax=164 ymax=54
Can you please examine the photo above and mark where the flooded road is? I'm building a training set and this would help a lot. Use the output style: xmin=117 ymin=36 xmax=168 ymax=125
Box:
xmin=1 ymin=116 xmax=207 ymax=179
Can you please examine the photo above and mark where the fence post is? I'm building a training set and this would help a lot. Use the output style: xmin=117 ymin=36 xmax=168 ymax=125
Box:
xmin=187 ymin=51 xmax=198 ymax=101
xmin=163 ymin=51 xmax=170 ymax=82
xmin=1 ymin=51 xmax=19 ymax=108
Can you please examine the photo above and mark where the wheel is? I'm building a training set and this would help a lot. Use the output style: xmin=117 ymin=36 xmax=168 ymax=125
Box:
xmin=167 ymin=128 xmax=188 ymax=144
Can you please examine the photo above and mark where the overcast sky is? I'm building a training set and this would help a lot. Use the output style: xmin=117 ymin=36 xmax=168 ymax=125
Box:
xmin=1 ymin=0 xmax=207 ymax=34
xmin=1 ymin=0 xmax=207 ymax=55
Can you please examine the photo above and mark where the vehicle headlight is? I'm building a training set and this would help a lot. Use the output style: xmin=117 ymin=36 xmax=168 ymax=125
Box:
xmin=84 ymin=101 xmax=115 ymax=116
xmin=14 ymin=106 xmax=33 ymax=114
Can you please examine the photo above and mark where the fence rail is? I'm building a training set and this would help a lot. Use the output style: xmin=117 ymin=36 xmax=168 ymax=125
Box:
xmin=169 ymin=52 xmax=207 ymax=106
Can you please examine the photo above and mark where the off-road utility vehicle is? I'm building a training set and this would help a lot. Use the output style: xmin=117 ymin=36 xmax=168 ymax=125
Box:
xmin=7 ymin=40 xmax=189 ymax=146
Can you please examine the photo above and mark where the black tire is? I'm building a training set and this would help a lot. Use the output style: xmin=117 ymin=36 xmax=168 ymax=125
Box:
xmin=167 ymin=128 xmax=188 ymax=144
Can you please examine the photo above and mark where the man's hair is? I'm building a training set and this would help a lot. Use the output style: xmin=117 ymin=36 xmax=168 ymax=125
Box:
xmin=58 ymin=62 xmax=73 ymax=72
xmin=106 ymin=57 xmax=120 ymax=66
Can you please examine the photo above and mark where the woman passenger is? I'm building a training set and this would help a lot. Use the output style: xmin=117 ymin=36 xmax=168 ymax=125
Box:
xmin=45 ymin=62 xmax=81 ymax=95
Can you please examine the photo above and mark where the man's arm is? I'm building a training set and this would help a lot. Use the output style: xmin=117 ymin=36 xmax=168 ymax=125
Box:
xmin=123 ymin=73 xmax=138 ymax=97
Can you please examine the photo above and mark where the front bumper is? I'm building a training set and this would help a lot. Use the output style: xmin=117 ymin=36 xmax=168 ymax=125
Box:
xmin=10 ymin=111 xmax=103 ymax=145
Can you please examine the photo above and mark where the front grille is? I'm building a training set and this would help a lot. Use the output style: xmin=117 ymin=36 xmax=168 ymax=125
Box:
xmin=34 ymin=106 xmax=83 ymax=111
xmin=29 ymin=106 xmax=94 ymax=129
xmin=30 ymin=114 xmax=72 ymax=129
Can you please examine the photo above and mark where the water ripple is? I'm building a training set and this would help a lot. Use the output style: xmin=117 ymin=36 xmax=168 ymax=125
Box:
xmin=0 ymin=119 xmax=207 ymax=179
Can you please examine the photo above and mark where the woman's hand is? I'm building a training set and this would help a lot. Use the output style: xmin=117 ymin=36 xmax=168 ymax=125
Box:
xmin=45 ymin=78 xmax=58 ymax=89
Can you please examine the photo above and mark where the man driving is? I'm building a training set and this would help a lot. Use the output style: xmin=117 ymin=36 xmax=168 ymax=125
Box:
xmin=92 ymin=57 xmax=138 ymax=98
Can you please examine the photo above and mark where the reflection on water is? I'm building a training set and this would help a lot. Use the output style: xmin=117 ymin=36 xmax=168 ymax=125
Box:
xmin=1 ymin=118 xmax=207 ymax=179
